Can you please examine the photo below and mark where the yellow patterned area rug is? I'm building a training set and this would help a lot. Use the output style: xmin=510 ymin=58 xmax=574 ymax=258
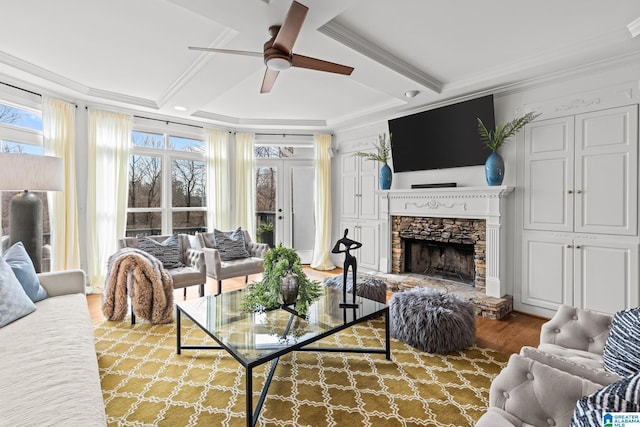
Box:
xmin=94 ymin=317 xmax=508 ymax=427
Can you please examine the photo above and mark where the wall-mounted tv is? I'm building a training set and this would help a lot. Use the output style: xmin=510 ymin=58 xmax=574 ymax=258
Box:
xmin=388 ymin=95 xmax=495 ymax=172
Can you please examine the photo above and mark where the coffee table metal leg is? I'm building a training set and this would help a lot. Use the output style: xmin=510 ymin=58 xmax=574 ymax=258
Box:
xmin=176 ymin=308 xmax=182 ymax=355
xmin=385 ymin=309 xmax=391 ymax=360
xmin=246 ymin=366 xmax=253 ymax=427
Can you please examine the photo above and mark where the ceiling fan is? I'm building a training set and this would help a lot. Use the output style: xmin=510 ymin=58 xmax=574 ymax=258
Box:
xmin=188 ymin=1 xmax=354 ymax=93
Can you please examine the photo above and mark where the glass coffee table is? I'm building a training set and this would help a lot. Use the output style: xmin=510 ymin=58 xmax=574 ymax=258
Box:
xmin=176 ymin=287 xmax=390 ymax=427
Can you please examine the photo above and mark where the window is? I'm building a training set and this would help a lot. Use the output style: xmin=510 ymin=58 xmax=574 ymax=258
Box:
xmin=0 ymin=100 xmax=49 ymax=268
xmin=126 ymin=129 xmax=206 ymax=237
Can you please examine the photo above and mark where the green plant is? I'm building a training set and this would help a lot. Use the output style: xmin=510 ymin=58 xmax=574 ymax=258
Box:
xmin=355 ymin=133 xmax=391 ymax=164
xmin=241 ymin=244 xmax=323 ymax=314
xmin=258 ymin=221 xmax=274 ymax=233
xmin=477 ymin=112 xmax=541 ymax=151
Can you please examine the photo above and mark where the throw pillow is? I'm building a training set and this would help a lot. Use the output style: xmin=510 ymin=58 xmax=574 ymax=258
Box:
xmin=603 ymin=307 xmax=640 ymax=377
xmin=137 ymin=235 xmax=184 ymax=269
xmin=3 ymin=242 xmax=48 ymax=302
xmin=0 ymin=257 xmax=37 ymax=328
xmin=213 ymin=228 xmax=250 ymax=261
xmin=571 ymin=372 xmax=640 ymax=427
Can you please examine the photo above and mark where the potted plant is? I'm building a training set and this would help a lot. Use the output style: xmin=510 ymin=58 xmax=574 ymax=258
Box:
xmin=355 ymin=133 xmax=393 ymax=190
xmin=477 ymin=112 xmax=540 ymax=186
xmin=241 ymin=244 xmax=323 ymax=314
xmin=257 ymin=221 xmax=274 ymax=248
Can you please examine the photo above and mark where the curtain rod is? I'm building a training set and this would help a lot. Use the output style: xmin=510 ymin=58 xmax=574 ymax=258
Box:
xmin=1 ymin=81 xmax=42 ymax=98
xmin=133 ymin=115 xmax=205 ymax=129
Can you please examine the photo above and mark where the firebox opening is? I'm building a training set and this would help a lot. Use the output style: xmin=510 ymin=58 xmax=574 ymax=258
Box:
xmin=403 ymin=239 xmax=475 ymax=285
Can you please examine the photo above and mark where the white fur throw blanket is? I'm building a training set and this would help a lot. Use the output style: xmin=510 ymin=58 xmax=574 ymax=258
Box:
xmin=102 ymin=247 xmax=174 ymax=324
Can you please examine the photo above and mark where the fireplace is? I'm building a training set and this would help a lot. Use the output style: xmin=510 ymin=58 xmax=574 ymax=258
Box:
xmin=404 ymin=239 xmax=475 ymax=285
xmin=392 ymin=216 xmax=486 ymax=291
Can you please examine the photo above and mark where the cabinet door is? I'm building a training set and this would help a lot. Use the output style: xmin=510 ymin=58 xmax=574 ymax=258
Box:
xmin=574 ymin=105 xmax=638 ymax=236
xmin=359 ymin=157 xmax=379 ymax=219
xmin=341 ymin=155 xmax=359 ymax=218
xmin=573 ymin=238 xmax=639 ymax=315
xmin=521 ymin=232 xmax=573 ymax=311
xmin=357 ymin=221 xmax=379 ymax=270
xmin=524 ymin=117 xmax=574 ymax=231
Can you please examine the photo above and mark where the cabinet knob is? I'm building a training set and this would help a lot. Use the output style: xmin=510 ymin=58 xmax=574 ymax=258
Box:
xmin=575 ymin=245 xmax=582 ymax=249
xmin=568 ymin=190 xmax=573 ymax=194
xmin=576 ymin=190 xmax=582 ymax=194
xmin=567 ymin=244 xmax=573 ymax=248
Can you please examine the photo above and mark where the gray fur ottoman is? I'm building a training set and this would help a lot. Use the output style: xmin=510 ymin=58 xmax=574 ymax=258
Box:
xmin=323 ymin=272 xmax=387 ymax=304
xmin=390 ymin=287 xmax=475 ymax=354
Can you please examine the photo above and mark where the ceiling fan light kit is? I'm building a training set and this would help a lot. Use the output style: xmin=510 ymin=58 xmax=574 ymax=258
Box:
xmin=189 ymin=1 xmax=354 ymax=93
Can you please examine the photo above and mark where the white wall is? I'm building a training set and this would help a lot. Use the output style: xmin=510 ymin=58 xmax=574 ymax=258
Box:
xmin=332 ymin=56 xmax=640 ymax=311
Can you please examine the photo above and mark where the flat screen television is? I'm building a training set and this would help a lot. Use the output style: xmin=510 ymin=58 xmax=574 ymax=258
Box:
xmin=388 ymin=95 xmax=495 ymax=172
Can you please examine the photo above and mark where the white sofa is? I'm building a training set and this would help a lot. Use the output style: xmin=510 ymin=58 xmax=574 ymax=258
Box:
xmin=0 ymin=270 xmax=106 ymax=426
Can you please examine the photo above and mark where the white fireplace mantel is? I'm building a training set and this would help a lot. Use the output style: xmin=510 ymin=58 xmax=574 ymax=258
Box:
xmin=378 ymin=186 xmax=514 ymax=298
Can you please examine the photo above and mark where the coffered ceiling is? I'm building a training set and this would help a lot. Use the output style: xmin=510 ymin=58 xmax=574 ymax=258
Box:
xmin=0 ymin=0 xmax=638 ymax=131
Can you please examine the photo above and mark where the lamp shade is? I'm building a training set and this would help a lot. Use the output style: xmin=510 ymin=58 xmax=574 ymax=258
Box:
xmin=0 ymin=153 xmax=64 ymax=191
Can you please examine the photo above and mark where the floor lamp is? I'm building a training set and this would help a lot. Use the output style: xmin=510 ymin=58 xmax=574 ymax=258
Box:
xmin=0 ymin=153 xmax=63 ymax=272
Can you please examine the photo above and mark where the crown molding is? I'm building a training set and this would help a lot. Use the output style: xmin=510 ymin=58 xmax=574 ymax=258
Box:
xmin=318 ymin=20 xmax=443 ymax=94
xmin=87 ymin=88 xmax=159 ymax=109
xmin=191 ymin=109 xmax=326 ymax=129
xmin=0 ymin=50 xmax=88 ymax=94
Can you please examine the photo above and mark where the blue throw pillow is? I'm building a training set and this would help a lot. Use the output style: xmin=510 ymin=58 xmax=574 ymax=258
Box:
xmin=3 ymin=242 xmax=48 ymax=302
xmin=0 ymin=257 xmax=37 ymax=328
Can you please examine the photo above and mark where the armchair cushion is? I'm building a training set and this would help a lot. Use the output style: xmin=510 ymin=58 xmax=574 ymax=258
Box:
xmin=137 ymin=235 xmax=184 ymax=268
xmin=213 ymin=228 xmax=250 ymax=261
xmin=603 ymin=307 xmax=640 ymax=378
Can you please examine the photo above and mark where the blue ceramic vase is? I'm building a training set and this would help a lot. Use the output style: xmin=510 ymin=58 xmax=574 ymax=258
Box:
xmin=379 ymin=163 xmax=392 ymax=190
xmin=485 ymin=151 xmax=504 ymax=186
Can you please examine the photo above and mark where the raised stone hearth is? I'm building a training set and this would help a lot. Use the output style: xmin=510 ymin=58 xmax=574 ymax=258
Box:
xmin=370 ymin=271 xmax=512 ymax=320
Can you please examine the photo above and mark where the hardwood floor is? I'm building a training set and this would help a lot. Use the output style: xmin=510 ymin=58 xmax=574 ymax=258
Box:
xmin=87 ymin=267 xmax=548 ymax=355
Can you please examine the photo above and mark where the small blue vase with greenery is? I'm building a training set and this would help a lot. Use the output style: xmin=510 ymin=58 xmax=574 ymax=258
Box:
xmin=356 ymin=133 xmax=392 ymax=190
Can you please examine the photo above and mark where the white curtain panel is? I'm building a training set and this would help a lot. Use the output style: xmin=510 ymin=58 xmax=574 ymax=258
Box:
xmin=233 ymin=132 xmax=256 ymax=238
xmin=87 ymin=109 xmax=132 ymax=291
xmin=311 ymin=134 xmax=336 ymax=270
xmin=42 ymin=97 xmax=81 ymax=271
xmin=205 ymin=128 xmax=231 ymax=231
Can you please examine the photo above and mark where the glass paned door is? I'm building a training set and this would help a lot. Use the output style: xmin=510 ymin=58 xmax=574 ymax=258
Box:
xmin=255 ymin=160 xmax=314 ymax=262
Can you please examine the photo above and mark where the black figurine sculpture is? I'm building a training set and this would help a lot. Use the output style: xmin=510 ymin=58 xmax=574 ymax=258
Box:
xmin=331 ymin=228 xmax=362 ymax=308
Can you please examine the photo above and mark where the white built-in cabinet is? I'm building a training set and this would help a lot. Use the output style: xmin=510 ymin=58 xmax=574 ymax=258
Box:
xmin=521 ymin=104 xmax=639 ymax=315
xmin=339 ymin=150 xmax=381 ymax=270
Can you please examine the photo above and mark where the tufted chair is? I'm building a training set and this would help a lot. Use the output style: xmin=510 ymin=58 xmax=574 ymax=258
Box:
xmin=119 ymin=234 xmax=206 ymax=299
xmin=196 ymin=230 xmax=268 ymax=295
xmin=477 ymin=354 xmax=602 ymax=427
xmin=476 ymin=305 xmax=619 ymax=426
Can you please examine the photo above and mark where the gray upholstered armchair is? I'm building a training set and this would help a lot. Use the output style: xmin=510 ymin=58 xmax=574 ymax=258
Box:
xmin=196 ymin=229 xmax=268 ymax=295
xmin=476 ymin=305 xmax=618 ymax=426
xmin=119 ymin=234 xmax=206 ymax=298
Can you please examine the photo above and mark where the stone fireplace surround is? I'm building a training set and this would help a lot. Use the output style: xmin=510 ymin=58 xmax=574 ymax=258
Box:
xmin=375 ymin=186 xmax=514 ymax=319
xmin=392 ymin=216 xmax=486 ymax=290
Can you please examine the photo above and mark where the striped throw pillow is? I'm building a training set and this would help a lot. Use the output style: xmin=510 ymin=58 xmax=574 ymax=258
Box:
xmin=571 ymin=372 xmax=640 ymax=426
xmin=214 ymin=228 xmax=250 ymax=261
xmin=603 ymin=307 xmax=640 ymax=378
xmin=138 ymin=235 xmax=184 ymax=269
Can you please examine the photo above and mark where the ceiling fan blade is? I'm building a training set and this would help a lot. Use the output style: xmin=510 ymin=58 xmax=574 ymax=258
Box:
xmin=260 ymin=68 xmax=280 ymax=93
xmin=188 ymin=46 xmax=263 ymax=58
xmin=291 ymin=54 xmax=354 ymax=75
xmin=273 ymin=1 xmax=308 ymax=53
